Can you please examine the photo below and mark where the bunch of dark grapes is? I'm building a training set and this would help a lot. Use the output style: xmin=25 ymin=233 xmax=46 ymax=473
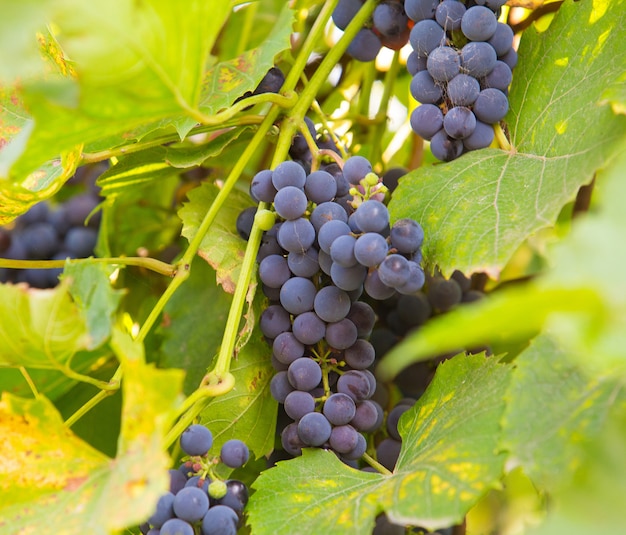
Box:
xmin=0 ymin=163 xmax=104 ymax=288
xmin=141 ymin=424 xmax=250 ymax=535
xmin=367 ymin=270 xmax=488 ymax=472
xmin=332 ymin=0 xmax=413 ymax=62
xmin=240 ymin=153 xmax=426 ymax=463
xmin=406 ymin=0 xmax=515 ymax=161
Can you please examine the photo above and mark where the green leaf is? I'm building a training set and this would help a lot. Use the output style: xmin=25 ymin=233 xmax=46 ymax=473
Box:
xmin=165 ymin=127 xmax=255 ymax=169
xmin=0 ymin=280 xmax=90 ymax=368
xmin=99 ymin=172 xmax=181 ymax=257
xmin=179 ymin=182 xmax=254 ymax=293
xmin=529 ymin=402 xmax=626 ymax=535
xmin=157 ymin=260 xmax=232 ymax=394
xmin=248 ymin=354 xmax=511 ymax=534
xmin=0 ymin=0 xmax=232 ymax=220
xmin=174 ymin=4 xmax=295 ymax=135
xmin=0 ymin=2 xmax=53 ymax=83
xmin=63 ymin=261 xmax=124 ymax=350
xmin=501 ymin=334 xmax=621 ymax=490
xmin=200 ymin=326 xmax=276 ymax=459
xmin=0 ymin=354 xmax=184 ymax=535
xmin=389 ymin=0 xmax=626 ymax=277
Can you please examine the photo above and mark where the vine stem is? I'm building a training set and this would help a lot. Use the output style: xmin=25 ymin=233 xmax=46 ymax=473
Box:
xmin=362 ymin=452 xmax=393 ymax=476
xmin=369 ymin=49 xmax=401 ymax=168
xmin=0 ymin=256 xmax=176 ymax=277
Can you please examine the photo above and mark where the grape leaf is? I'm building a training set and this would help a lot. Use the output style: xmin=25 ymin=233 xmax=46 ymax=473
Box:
xmin=501 ymin=334 xmax=623 ymax=490
xmin=157 ymin=260 xmax=232 ymax=394
xmin=379 ymin=138 xmax=626 ymax=380
xmin=0 ymin=0 xmax=232 ymax=221
xmin=248 ymin=354 xmax=511 ymax=534
xmin=199 ymin=324 xmax=276 ymax=459
xmin=165 ymin=127 xmax=255 ymax=169
xmin=0 ymin=355 xmax=184 ymax=535
xmin=174 ymin=4 xmax=295 ymax=135
xmin=0 ymin=280 xmax=90 ymax=368
xmin=529 ymin=403 xmax=626 ymax=535
xmin=179 ymin=182 xmax=255 ymax=293
xmin=389 ymin=0 xmax=626 ymax=278
xmin=62 ymin=262 xmax=124 ymax=350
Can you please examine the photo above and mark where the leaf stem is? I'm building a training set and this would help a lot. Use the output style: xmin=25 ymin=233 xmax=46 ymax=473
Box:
xmin=494 ymin=123 xmax=512 ymax=151
xmin=19 ymin=367 xmax=40 ymax=399
xmin=369 ymin=50 xmax=401 ymax=167
xmin=362 ymin=452 xmax=393 ymax=475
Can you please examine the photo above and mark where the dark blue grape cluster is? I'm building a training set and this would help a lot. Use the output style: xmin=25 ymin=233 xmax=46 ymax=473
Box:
xmin=332 ymin=0 xmax=412 ymax=62
xmin=0 ymin=164 xmax=104 ymax=288
xmin=245 ymin=154 xmax=426 ymax=461
xmin=141 ymin=425 xmax=250 ymax=535
xmin=405 ymin=0 xmax=515 ymax=161
xmin=367 ymin=270 xmax=488 ymax=470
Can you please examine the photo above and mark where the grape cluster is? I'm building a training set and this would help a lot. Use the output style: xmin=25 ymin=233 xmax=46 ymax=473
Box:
xmin=141 ymin=424 xmax=250 ymax=535
xmin=406 ymin=0 xmax=515 ymax=161
xmin=332 ymin=0 xmax=413 ymax=62
xmin=0 ymin=164 xmax=104 ymax=288
xmin=365 ymin=270 xmax=488 ymax=471
xmin=244 ymin=154 xmax=425 ymax=462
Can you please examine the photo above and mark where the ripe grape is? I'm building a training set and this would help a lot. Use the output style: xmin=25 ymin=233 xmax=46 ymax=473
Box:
xmin=332 ymin=0 xmax=364 ymax=30
xmin=410 ymin=19 xmax=445 ymax=56
xmin=427 ymin=46 xmax=461 ymax=82
xmin=443 ymin=106 xmax=477 ymax=139
xmin=410 ymin=70 xmax=444 ymax=104
xmin=310 ymin=201 xmax=349 ymax=231
xmin=429 ymin=129 xmax=463 ymax=161
xmin=297 ymin=412 xmax=332 ymax=446
xmin=288 ymin=357 xmax=323 ymax=391
xmin=435 ymin=0 xmax=466 ymax=31
xmin=273 ymin=332 xmax=305 ymax=365
xmin=287 ymin=248 xmax=320 ymax=278
xmin=284 ymin=390 xmax=317 ymax=421
xmin=410 ymin=103 xmax=444 ymax=140
xmin=330 ymin=262 xmax=367 ymax=292
xmin=473 ymin=88 xmax=509 ymax=123
xmin=353 ymin=200 xmax=389 ymax=233
xmin=160 ymin=518 xmax=195 ymax=535
xmin=447 ymin=74 xmax=481 ymax=106
xmin=317 ymin=219 xmax=352 ymax=254
xmin=347 ymin=28 xmax=382 ymax=62
xmin=488 ymin=22 xmax=515 ymax=56
xmin=405 ymin=0 xmax=439 ymax=22
xmin=259 ymin=305 xmax=291 ymax=340
xmin=325 ymin=318 xmax=358 ymax=350
xmin=292 ymin=311 xmax=326 ymax=345
xmin=172 ymin=487 xmax=209 ymax=523
xmin=352 ymin=232 xmax=388 ymax=267
xmin=148 ymin=492 xmax=175 ymax=528
xmin=258 ymin=254 xmax=291 ymax=288
xmin=460 ymin=42 xmax=497 ymax=78
xmin=250 ymin=169 xmax=277 ymax=202
xmin=180 ymin=424 xmax=213 ymax=457
xmin=277 ymin=217 xmax=316 ymax=253
xmin=390 ymin=218 xmax=424 ymax=254
xmin=329 ymin=234 xmax=358 ymax=268
xmin=273 ymin=186 xmax=308 ymax=220
xmin=201 ymin=505 xmax=239 ymax=535
xmin=313 ymin=285 xmax=351 ymax=323
xmin=463 ymin=120 xmax=495 ymax=150
xmin=329 ymin=424 xmax=360 ymax=453
xmin=272 ymin=161 xmax=307 ymax=190
xmin=220 ymin=439 xmax=250 ymax=469
xmin=337 ymin=370 xmax=372 ymax=401
xmin=305 ymin=170 xmax=338 ymax=203
xmin=342 ymin=155 xmax=373 ymax=185
xmin=344 ymin=339 xmax=376 ymax=369
xmin=323 ymin=393 xmax=357 ymax=425
xmin=461 ymin=6 xmax=498 ymax=41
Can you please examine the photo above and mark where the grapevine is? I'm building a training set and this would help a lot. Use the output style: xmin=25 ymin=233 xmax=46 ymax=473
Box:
xmin=1 ymin=2 xmax=626 ymax=535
